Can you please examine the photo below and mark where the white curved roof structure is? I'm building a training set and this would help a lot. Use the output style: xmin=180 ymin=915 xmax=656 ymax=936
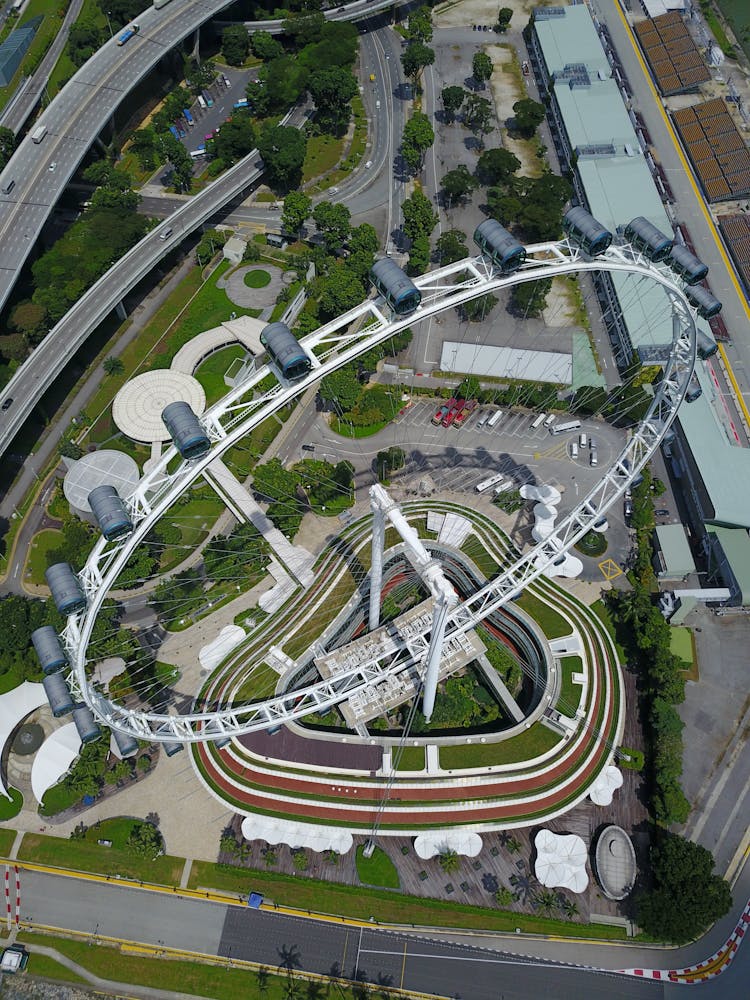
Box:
xmin=413 ymin=830 xmax=483 ymax=859
xmin=521 ymin=484 xmax=562 ymax=506
xmin=589 ymin=765 xmax=624 ymax=806
xmin=534 ymin=829 xmax=589 ymax=894
xmin=199 ymin=625 xmax=247 ymax=672
xmin=240 ymin=815 xmax=354 ymax=855
xmin=113 ymin=370 xmax=206 ymax=444
xmin=0 ymin=681 xmax=47 ymax=799
xmin=31 ymin=723 xmax=81 ymax=805
xmin=63 ymin=451 xmax=140 ymax=513
xmin=594 ymin=825 xmax=636 ymax=900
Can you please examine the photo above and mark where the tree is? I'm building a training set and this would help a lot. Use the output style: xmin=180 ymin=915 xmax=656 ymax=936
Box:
xmin=401 ymin=112 xmax=434 ymax=174
xmin=103 ymin=356 xmax=124 ymax=377
xmin=377 ymin=446 xmax=406 ymax=482
xmin=441 ymin=85 xmax=466 ymax=123
xmin=637 ymin=833 xmax=732 ymax=943
xmin=463 ymin=94 xmax=494 ymax=147
xmin=319 ymin=365 xmax=361 ymax=412
xmin=462 ymin=291 xmax=498 ymax=321
xmin=512 ymin=97 xmax=545 ymax=138
xmin=125 ymin=821 xmax=163 ymax=859
xmin=308 ymin=67 xmax=358 ymax=135
xmin=252 ymin=458 xmax=301 ymax=504
xmin=456 ymin=376 xmax=481 ymax=400
xmin=67 ymin=19 xmax=104 ymax=67
xmin=402 ymin=189 xmax=437 ymax=241
xmin=251 ymin=57 xmax=309 ymax=116
xmin=401 ymin=42 xmax=435 ymax=84
xmin=495 ymin=7 xmax=513 ymax=33
xmin=495 ymin=886 xmax=514 ymax=907
xmin=472 ymin=52 xmax=493 ymax=88
xmin=312 ymin=201 xmax=351 ymax=253
xmin=441 ymin=165 xmax=476 ymax=205
xmin=258 ymin=126 xmax=306 ymax=191
xmin=438 ymin=849 xmax=459 ymax=873
xmin=407 ymin=6 xmax=433 ymax=43
xmin=476 ymin=147 xmax=521 ymax=186
xmin=511 ymin=277 xmax=552 ymax=317
xmin=436 ymin=229 xmax=468 ymax=265
xmin=318 ymin=264 xmax=365 ymax=321
xmin=222 ymin=24 xmax=250 ymax=66
xmin=347 ymin=223 xmax=378 ymax=281
xmin=213 ymin=113 xmax=257 ymax=167
xmin=251 ymin=30 xmax=284 ymax=62
xmin=407 ymin=234 xmax=430 ymax=276
xmin=0 ymin=127 xmax=15 ymax=172
xmin=9 ymin=301 xmax=48 ymax=345
xmin=282 ymin=191 xmax=312 ymax=237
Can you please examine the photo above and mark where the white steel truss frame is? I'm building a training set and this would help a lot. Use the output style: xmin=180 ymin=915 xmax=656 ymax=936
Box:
xmin=62 ymin=240 xmax=697 ymax=741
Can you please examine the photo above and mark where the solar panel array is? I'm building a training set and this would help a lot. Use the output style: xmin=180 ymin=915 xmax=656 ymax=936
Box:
xmin=673 ymin=98 xmax=750 ymax=202
xmin=635 ymin=12 xmax=710 ymax=96
xmin=719 ymin=214 xmax=750 ymax=297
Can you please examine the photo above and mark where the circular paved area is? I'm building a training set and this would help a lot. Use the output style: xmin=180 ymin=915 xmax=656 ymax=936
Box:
xmin=221 ymin=265 xmax=285 ymax=309
xmin=113 ymin=370 xmax=206 ymax=444
xmin=63 ymin=449 xmax=140 ymax=511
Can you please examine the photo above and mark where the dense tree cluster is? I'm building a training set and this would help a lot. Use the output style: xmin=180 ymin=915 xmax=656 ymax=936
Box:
xmin=250 ymin=455 xmax=354 ymax=537
xmin=605 ymin=466 xmax=691 ymax=825
xmin=203 ymin=522 xmax=267 ymax=584
xmin=401 ymin=112 xmax=435 ymax=175
xmin=637 ymin=833 xmax=731 ymax=943
xmin=29 ymin=163 xmax=147 ymax=328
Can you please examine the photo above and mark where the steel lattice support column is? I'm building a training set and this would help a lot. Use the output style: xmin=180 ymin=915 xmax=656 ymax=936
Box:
xmin=422 ymin=588 xmax=458 ymax=722
xmin=369 ymin=500 xmax=386 ymax=631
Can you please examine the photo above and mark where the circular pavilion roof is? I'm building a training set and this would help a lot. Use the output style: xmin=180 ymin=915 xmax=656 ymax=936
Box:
xmin=112 ymin=370 xmax=205 ymax=444
xmin=594 ymin=825 xmax=636 ymax=900
xmin=63 ymin=450 xmax=140 ymax=512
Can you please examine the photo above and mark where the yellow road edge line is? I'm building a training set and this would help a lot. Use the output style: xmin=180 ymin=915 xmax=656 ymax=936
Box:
xmin=614 ymin=5 xmax=750 ymax=320
xmin=19 ymin=921 xmax=448 ymax=1000
xmin=718 ymin=343 xmax=750 ymax=429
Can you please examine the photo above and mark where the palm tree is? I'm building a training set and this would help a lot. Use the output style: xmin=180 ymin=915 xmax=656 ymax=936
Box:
xmin=507 ymin=836 xmax=522 ymax=855
xmin=438 ymin=849 xmax=460 ymax=874
xmin=495 ymin=886 xmax=514 ymax=907
xmin=103 ymin=355 xmax=124 ymax=377
xmin=534 ymin=889 xmax=559 ymax=916
xmin=560 ymin=897 xmax=579 ymax=919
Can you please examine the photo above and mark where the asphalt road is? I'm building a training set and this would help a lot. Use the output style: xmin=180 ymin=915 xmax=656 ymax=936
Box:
xmin=0 ymin=0 xmax=85 ymax=135
xmin=16 ymin=865 xmax=750 ymax=998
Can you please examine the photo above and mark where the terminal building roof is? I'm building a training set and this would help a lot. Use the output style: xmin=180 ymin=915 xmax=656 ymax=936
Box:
xmin=533 ymin=5 xmax=611 ymax=80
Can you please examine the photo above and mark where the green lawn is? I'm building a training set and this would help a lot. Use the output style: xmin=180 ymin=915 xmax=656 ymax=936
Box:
xmin=717 ymin=0 xmax=749 ymax=59
xmin=194 ymin=345 xmax=247 ymax=406
xmin=18 ymin=828 xmax=184 ymax=886
xmin=187 ymin=862 xmax=626 ymax=938
xmin=243 ymin=268 xmax=271 ymax=289
xmin=557 ymin=656 xmax=583 ymax=715
xmin=355 ymin=845 xmax=400 ymax=888
xmin=393 ymin=745 xmax=425 ymax=771
xmin=0 ymin=828 xmax=16 ymax=855
xmin=18 ymin=933 xmax=370 ymax=1000
xmin=229 ymin=665 xmax=279 ymax=704
xmin=27 ymin=953 xmax=87 ymax=985
xmin=302 ymin=132 xmax=348 ymax=184
xmin=439 ymin=724 xmax=561 ymax=769
xmin=460 ymin=536 xmax=499 ymax=578
xmin=0 ymin=788 xmax=23 ymax=821
xmin=670 ymin=626 xmax=696 ymax=672
xmin=24 ymin=528 xmax=64 ymax=586
xmin=159 ymin=492 xmax=226 ymax=557
xmin=515 ymin=591 xmax=570 ymax=639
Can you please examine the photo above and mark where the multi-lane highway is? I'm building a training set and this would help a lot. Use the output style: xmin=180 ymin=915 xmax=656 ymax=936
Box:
xmin=15 ymin=864 xmax=750 ymax=998
xmin=0 ymin=2 xmax=404 ymax=458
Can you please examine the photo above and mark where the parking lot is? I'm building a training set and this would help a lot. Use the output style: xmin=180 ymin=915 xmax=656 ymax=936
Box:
xmin=292 ymin=399 xmax=632 ymax=582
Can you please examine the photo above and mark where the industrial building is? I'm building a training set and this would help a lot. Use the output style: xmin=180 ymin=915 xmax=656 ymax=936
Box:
xmin=529 ymin=4 xmax=750 ymax=604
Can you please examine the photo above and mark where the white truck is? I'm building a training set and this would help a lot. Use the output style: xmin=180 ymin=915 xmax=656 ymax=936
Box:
xmin=31 ymin=124 xmax=47 ymax=144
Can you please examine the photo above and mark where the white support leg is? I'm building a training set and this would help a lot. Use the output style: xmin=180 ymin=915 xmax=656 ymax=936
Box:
xmin=369 ymin=504 xmax=385 ymax=631
xmin=422 ymin=591 xmax=456 ymax=722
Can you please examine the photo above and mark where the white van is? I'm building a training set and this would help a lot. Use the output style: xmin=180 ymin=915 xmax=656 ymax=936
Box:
xmin=159 ymin=227 xmax=173 ymax=241
xmin=197 ymin=95 xmax=207 ymax=110
xmin=579 ymin=432 xmax=587 ymax=448
xmin=543 ymin=414 xmax=556 ymax=428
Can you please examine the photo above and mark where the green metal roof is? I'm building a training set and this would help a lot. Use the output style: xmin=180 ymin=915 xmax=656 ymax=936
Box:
xmin=655 ymin=524 xmax=695 ymax=578
xmin=707 ymin=526 xmax=750 ymax=605
xmin=553 ymin=78 xmax=634 ymax=153
xmin=534 ymin=5 xmax=611 ymax=79
xmin=676 ymin=363 xmax=750 ymax=529
xmin=571 ymin=331 xmax=606 ymax=390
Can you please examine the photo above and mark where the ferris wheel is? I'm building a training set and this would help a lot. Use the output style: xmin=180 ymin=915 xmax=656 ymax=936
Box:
xmin=33 ymin=208 xmax=714 ymax=745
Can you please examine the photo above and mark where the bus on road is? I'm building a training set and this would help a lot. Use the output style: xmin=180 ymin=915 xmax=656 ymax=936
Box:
xmin=550 ymin=419 xmax=582 ymax=436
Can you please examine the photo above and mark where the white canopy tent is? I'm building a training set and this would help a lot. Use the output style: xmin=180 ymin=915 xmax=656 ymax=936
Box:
xmin=240 ymin=815 xmax=354 ymax=855
xmin=534 ymin=829 xmax=589 ymax=894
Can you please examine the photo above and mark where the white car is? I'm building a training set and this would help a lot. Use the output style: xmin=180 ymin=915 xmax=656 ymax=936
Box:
xmin=48 ymin=162 xmax=56 ymax=172
xmin=365 ymin=160 xmax=373 ymax=169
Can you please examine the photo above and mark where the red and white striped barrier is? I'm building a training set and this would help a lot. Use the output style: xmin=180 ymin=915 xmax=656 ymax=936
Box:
xmin=616 ymin=899 xmax=750 ymax=984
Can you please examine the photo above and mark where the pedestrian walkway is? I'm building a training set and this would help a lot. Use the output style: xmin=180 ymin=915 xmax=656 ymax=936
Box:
xmin=205 ymin=457 xmax=315 ymax=587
